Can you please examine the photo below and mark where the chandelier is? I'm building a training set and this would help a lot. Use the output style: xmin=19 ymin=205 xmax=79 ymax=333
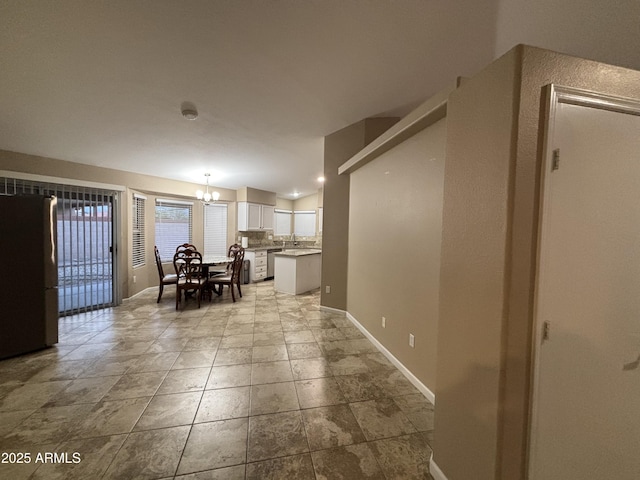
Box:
xmin=196 ymin=173 xmax=220 ymax=205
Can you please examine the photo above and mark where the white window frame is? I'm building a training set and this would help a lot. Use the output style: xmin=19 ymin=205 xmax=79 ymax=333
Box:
xmin=294 ymin=210 xmax=317 ymax=237
xmin=274 ymin=209 xmax=292 ymax=236
xmin=155 ymin=198 xmax=193 ymax=261
xmin=203 ymin=203 xmax=228 ymax=256
xmin=132 ymin=194 xmax=146 ymax=268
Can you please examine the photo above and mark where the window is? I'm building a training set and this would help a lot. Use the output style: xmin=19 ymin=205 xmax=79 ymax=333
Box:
xmin=204 ymin=203 xmax=228 ymax=256
xmin=132 ymin=194 xmax=146 ymax=268
xmin=294 ymin=210 xmax=317 ymax=237
xmin=155 ymin=199 xmax=193 ymax=261
xmin=274 ymin=209 xmax=292 ymax=236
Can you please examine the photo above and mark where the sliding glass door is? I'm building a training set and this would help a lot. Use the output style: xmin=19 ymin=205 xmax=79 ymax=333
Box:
xmin=1 ymin=177 xmax=118 ymax=315
xmin=56 ymin=188 xmax=115 ymax=313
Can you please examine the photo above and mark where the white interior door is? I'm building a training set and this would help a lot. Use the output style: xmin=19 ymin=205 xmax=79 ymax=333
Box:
xmin=530 ymin=88 xmax=640 ymax=479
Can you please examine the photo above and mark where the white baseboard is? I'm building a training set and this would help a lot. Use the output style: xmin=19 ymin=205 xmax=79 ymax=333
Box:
xmin=124 ymin=286 xmax=156 ymax=301
xmin=429 ymin=457 xmax=448 ymax=480
xmin=346 ymin=311 xmax=436 ymax=405
xmin=319 ymin=305 xmax=347 ymax=315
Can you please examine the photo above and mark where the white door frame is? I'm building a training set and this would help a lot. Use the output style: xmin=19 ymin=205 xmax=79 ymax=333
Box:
xmin=528 ymin=84 xmax=640 ymax=478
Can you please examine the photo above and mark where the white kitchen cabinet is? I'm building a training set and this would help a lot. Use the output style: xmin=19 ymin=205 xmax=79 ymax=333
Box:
xmin=261 ymin=205 xmax=274 ymax=230
xmin=238 ymin=202 xmax=274 ymax=231
xmin=244 ymin=250 xmax=268 ymax=282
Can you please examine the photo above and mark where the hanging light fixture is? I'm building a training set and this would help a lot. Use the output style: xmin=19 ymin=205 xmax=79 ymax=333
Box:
xmin=196 ymin=173 xmax=220 ymax=205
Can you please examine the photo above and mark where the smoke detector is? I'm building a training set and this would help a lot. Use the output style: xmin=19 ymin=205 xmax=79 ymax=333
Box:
xmin=181 ymin=101 xmax=198 ymax=120
xmin=181 ymin=108 xmax=198 ymax=120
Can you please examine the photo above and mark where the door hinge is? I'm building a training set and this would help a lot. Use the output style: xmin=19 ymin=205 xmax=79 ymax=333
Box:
xmin=542 ymin=321 xmax=551 ymax=342
xmin=551 ymin=149 xmax=560 ymax=171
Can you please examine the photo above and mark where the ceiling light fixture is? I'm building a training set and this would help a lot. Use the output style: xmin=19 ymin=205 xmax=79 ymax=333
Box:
xmin=196 ymin=173 xmax=220 ymax=205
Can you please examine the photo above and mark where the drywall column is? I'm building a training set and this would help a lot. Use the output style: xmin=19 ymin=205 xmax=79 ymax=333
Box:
xmin=434 ymin=45 xmax=640 ymax=480
xmin=321 ymin=118 xmax=398 ymax=310
xmin=433 ymin=48 xmax=519 ymax=480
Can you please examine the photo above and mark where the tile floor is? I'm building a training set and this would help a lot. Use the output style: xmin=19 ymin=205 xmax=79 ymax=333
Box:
xmin=0 ymin=281 xmax=434 ymax=479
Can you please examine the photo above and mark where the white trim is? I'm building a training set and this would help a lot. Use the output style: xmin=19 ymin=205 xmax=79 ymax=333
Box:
xmin=156 ymin=198 xmax=194 ymax=206
xmin=133 ymin=192 xmax=147 ymax=200
xmin=0 ymin=169 xmax=126 ymax=191
xmin=346 ymin=311 xmax=435 ymax=405
xmin=528 ymin=84 xmax=640 ymax=479
xmin=429 ymin=458 xmax=448 ymax=480
xmin=274 ymin=208 xmax=292 ymax=214
xmin=123 ymin=286 xmax=156 ymax=301
xmin=338 ymin=78 xmax=460 ymax=176
xmin=319 ymin=305 xmax=347 ymax=316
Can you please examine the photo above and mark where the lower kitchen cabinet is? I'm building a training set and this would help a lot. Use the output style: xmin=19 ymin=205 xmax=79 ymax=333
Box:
xmin=244 ymin=250 xmax=268 ymax=282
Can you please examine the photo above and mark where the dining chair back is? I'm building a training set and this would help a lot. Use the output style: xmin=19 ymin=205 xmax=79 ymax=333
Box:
xmin=210 ymin=246 xmax=245 ymax=302
xmin=176 ymin=243 xmax=198 ymax=253
xmin=173 ymin=247 xmax=207 ymax=309
xmin=209 ymin=243 xmax=243 ymax=279
xmin=154 ymin=246 xmax=178 ymax=303
xmin=228 ymin=243 xmax=243 ymax=258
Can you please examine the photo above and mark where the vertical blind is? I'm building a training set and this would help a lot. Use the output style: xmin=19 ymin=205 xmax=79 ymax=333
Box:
xmin=0 ymin=176 xmax=116 ymax=314
xmin=132 ymin=194 xmax=146 ymax=268
xmin=203 ymin=203 xmax=228 ymax=256
xmin=155 ymin=199 xmax=193 ymax=261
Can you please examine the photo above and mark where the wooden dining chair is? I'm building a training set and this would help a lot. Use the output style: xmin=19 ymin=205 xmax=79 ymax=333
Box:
xmin=209 ymin=247 xmax=245 ymax=302
xmin=155 ymin=246 xmax=178 ymax=303
xmin=175 ymin=243 xmax=198 ymax=253
xmin=209 ymin=243 xmax=243 ymax=279
xmin=173 ymin=247 xmax=208 ymax=309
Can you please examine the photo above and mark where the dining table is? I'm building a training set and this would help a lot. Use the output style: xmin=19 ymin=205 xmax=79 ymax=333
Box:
xmin=201 ymin=255 xmax=234 ymax=295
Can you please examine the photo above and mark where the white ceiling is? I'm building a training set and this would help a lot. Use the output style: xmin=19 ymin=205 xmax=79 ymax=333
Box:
xmin=0 ymin=1 xmax=501 ymax=198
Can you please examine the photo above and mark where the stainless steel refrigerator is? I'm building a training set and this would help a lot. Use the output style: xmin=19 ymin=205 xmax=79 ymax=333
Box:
xmin=0 ymin=194 xmax=59 ymax=359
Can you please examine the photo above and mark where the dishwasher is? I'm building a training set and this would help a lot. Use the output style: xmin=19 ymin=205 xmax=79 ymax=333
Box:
xmin=266 ymin=248 xmax=282 ymax=280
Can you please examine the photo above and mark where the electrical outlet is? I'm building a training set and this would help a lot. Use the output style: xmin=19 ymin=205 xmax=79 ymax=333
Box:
xmin=133 ymin=275 xmax=136 ymax=284
xmin=325 ymin=285 xmax=331 ymax=294
xmin=382 ymin=316 xmax=386 ymax=328
xmin=409 ymin=333 xmax=415 ymax=348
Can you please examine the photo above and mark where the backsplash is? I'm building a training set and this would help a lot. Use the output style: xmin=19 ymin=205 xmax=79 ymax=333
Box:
xmin=237 ymin=230 xmax=321 ymax=249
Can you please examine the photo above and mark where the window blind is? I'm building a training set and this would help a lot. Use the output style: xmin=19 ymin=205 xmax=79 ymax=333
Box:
xmin=294 ymin=210 xmax=316 ymax=236
xmin=0 ymin=176 xmax=116 ymax=314
xmin=204 ymin=203 xmax=228 ymax=256
xmin=155 ymin=199 xmax=193 ymax=261
xmin=132 ymin=194 xmax=146 ymax=268
xmin=274 ymin=209 xmax=292 ymax=236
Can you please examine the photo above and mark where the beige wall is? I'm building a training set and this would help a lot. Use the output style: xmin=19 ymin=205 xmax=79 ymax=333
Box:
xmin=322 ymin=118 xmax=399 ymax=310
xmin=434 ymin=47 xmax=518 ymax=480
xmin=237 ymin=186 xmax=276 ymax=205
xmin=347 ymin=118 xmax=446 ymax=390
xmin=292 ymin=192 xmax=317 ymax=211
xmin=0 ymin=149 xmax=236 ymax=299
xmin=433 ymin=45 xmax=640 ymax=480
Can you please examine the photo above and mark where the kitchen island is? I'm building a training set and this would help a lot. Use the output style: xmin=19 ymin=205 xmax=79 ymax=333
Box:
xmin=274 ymin=249 xmax=322 ymax=295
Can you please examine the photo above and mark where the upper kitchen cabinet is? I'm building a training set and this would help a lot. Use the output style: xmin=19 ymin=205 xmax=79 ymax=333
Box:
xmin=238 ymin=202 xmax=274 ymax=231
xmin=236 ymin=187 xmax=276 ymax=231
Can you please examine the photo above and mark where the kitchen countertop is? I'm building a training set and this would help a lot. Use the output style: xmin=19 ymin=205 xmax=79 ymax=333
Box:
xmin=274 ymin=249 xmax=322 ymax=257
xmin=245 ymin=246 xmax=321 ymax=252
